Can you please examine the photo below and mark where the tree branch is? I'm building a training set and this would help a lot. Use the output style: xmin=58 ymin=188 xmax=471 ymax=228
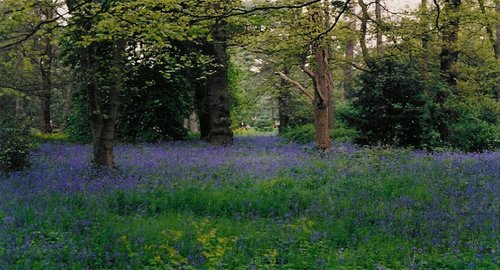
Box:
xmin=275 ymin=71 xmax=314 ymax=102
xmin=307 ymin=0 xmax=351 ymax=48
xmin=300 ymin=52 xmax=316 ymax=80
xmin=478 ymin=0 xmax=499 ymax=55
xmin=186 ymin=0 xmax=323 ymax=21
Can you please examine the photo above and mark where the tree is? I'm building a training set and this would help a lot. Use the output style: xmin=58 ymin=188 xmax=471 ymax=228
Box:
xmin=64 ymin=0 xmax=126 ymax=167
xmin=478 ymin=0 xmax=500 ymax=101
xmin=0 ymin=0 xmax=66 ymax=133
xmin=202 ymin=19 xmax=234 ymax=145
xmin=438 ymin=0 xmax=462 ymax=89
xmin=271 ymin=1 xmax=350 ymax=150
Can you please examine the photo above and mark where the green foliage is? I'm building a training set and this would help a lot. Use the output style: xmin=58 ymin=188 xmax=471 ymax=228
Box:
xmin=346 ymin=56 xmax=446 ymax=149
xmin=3 ymin=144 xmax=497 ymax=268
xmin=280 ymin=124 xmax=316 ymax=144
xmin=228 ymin=62 xmax=246 ymax=128
xmin=65 ymin=88 xmax=92 ymax=143
xmin=447 ymin=98 xmax=500 ymax=152
xmin=253 ymin=113 xmax=274 ymax=132
xmin=117 ymin=63 xmax=192 ymax=143
xmin=343 ymin=53 xmax=499 ymax=152
xmin=32 ymin=131 xmax=69 ymax=143
xmin=0 ymin=117 xmax=33 ymax=173
xmin=280 ymin=122 xmax=358 ymax=144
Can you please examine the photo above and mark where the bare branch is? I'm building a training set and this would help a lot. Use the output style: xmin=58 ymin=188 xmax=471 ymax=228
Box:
xmin=307 ymin=0 xmax=351 ymax=49
xmin=432 ymin=0 xmax=442 ymax=31
xmin=275 ymin=71 xmax=314 ymax=102
xmin=300 ymin=51 xmax=316 ymax=80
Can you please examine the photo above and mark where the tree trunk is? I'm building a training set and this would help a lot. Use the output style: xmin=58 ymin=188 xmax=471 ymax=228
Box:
xmin=420 ymin=0 xmax=430 ymax=95
xmin=82 ymin=40 xmax=125 ymax=168
xmin=327 ymin=69 xmax=335 ymax=130
xmin=313 ymin=46 xmax=332 ymax=150
xmin=478 ymin=0 xmax=500 ymax=101
xmin=92 ymin=39 xmax=125 ymax=167
xmin=439 ymin=0 xmax=461 ymax=88
xmin=278 ymin=66 xmax=291 ymax=134
xmin=495 ymin=1 xmax=500 ymax=101
xmin=15 ymin=97 xmax=23 ymax=119
xmin=375 ymin=0 xmax=383 ymax=52
xmin=195 ymin=80 xmax=211 ymax=140
xmin=359 ymin=0 xmax=375 ymax=69
xmin=39 ymin=94 xmax=51 ymax=133
xmin=60 ymin=83 xmax=74 ymax=130
xmin=206 ymin=24 xmax=233 ymax=145
xmin=39 ymin=5 xmax=53 ymax=134
xmin=67 ymin=0 xmax=124 ymax=168
xmin=189 ymin=112 xmax=199 ymax=132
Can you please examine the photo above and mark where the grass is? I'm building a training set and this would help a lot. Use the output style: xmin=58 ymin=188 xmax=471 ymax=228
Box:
xmin=0 ymin=137 xmax=498 ymax=269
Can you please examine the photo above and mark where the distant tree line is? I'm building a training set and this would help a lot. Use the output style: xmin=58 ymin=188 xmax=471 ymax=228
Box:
xmin=0 ymin=0 xmax=498 ymax=169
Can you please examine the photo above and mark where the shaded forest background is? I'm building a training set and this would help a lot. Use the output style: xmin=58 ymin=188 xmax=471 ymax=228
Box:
xmin=0 ymin=0 xmax=499 ymax=170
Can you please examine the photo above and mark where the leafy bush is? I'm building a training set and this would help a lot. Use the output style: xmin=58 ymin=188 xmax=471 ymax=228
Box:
xmin=66 ymin=88 xmax=92 ymax=143
xmin=448 ymin=117 xmax=499 ymax=152
xmin=280 ymin=124 xmax=316 ymax=144
xmin=117 ymin=64 xmax=191 ymax=143
xmin=280 ymin=123 xmax=358 ymax=144
xmin=0 ymin=118 xmax=33 ymax=173
xmin=347 ymin=56 xmax=446 ymax=149
xmin=447 ymin=98 xmax=500 ymax=152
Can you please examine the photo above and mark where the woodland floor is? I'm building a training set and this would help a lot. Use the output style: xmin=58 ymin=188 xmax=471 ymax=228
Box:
xmin=0 ymin=136 xmax=499 ymax=269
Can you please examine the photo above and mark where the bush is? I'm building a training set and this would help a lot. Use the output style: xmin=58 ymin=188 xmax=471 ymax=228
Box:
xmin=280 ymin=123 xmax=358 ymax=144
xmin=0 ymin=118 xmax=33 ymax=173
xmin=448 ymin=117 xmax=499 ymax=152
xmin=280 ymin=124 xmax=316 ymax=144
xmin=32 ymin=131 xmax=69 ymax=143
xmin=347 ymin=56 xmax=445 ymax=149
xmin=66 ymin=88 xmax=92 ymax=143
xmin=447 ymin=98 xmax=500 ymax=152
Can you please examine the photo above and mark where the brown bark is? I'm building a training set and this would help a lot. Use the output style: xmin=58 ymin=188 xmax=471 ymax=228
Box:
xmin=276 ymin=4 xmax=335 ymax=149
xmin=206 ymin=23 xmax=233 ymax=146
xmin=312 ymin=46 xmax=332 ymax=150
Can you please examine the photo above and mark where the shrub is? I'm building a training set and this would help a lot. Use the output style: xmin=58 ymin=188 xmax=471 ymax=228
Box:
xmin=280 ymin=123 xmax=358 ymax=144
xmin=0 ymin=118 xmax=33 ymax=173
xmin=280 ymin=124 xmax=316 ymax=144
xmin=346 ymin=56 xmax=446 ymax=149
xmin=448 ymin=117 xmax=499 ymax=152
xmin=447 ymin=98 xmax=500 ymax=152
xmin=32 ymin=131 xmax=69 ymax=143
xmin=66 ymin=89 xmax=92 ymax=143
